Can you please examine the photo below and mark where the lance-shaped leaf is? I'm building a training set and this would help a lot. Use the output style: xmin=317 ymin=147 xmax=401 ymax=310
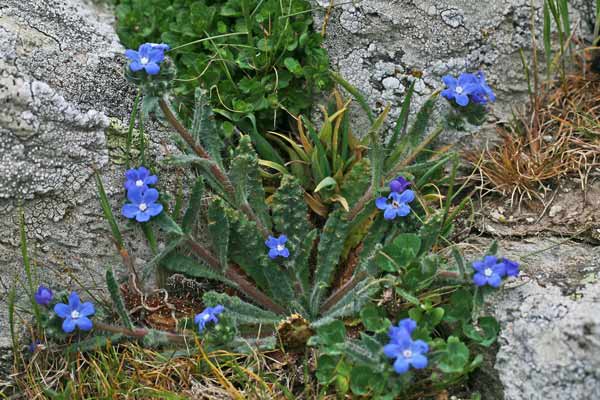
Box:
xmin=367 ymin=106 xmax=389 ymax=193
xmin=182 ymin=176 xmax=205 ymax=234
xmin=106 ymin=267 xmax=134 ymax=330
xmin=190 ymin=89 xmax=224 ymax=168
xmin=311 ymin=279 xmax=377 ymax=327
xmin=310 ymin=208 xmax=352 ymax=315
xmin=141 ymin=236 xmax=185 ymax=281
xmin=203 ymin=291 xmax=284 ymax=324
xmin=271 ymin=175 xmax=312 ymax=254
xmin=207 ymin=199 xmax=229 ymax=270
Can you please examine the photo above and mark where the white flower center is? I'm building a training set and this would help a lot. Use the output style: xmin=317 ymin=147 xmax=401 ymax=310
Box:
xmin=484 ymin=268 xmax=493 ymax=277
xmin=455 ymin=86 xmax=464 ymax=94
xmin=403 ymin=349 xmax=413 ymax=359
xmin=135 ymin=179 xmax=144 ymax=187
xmin=140 ymin=57 xmax=149 ymax=65
xmin=392 ymin=201 xmax=400 ymax=208
xmin=139 ymin=203 xmax=148 ymax=211
xmin=202 ymin=314 xmax=211 ymax=321
xmin=71 ymin=310 xmax=80 ymax=319
xmin=276 ymin=244 xmax=285 ymax=251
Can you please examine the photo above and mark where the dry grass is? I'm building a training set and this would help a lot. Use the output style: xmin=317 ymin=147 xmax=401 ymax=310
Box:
xmin=465 ymin=56 xmax=600 ymax=206
xmin=8 ymin=338 xmax=307 ymax=400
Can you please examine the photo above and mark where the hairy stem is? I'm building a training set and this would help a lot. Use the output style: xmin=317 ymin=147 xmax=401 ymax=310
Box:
xmin=185 ymin=238 xmax=286 ymax=315
xmin=158 ymin=98 xmax=269 ymax=238
xmin=320 ymin=271 xmax=367 ymax=314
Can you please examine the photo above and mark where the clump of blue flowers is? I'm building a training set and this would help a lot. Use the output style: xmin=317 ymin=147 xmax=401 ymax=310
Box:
xmin=195 ymin=305 xmax=224 ymax=332
xmin=53 ymin=292 xmax=95 ymax=333
xmin=383 ymin=318 xmax=429 ymax=374
xmin=265 ymin=235 xmax=290 ymax=259
xmin=34 ymin=285 xmax=53 ymax=306
xmin=472 ymin=255 xmax=520 ymax=288
xmin=121 ymin=166 xmax=163 ymax=222
xmin=441 ymin=71 xmax=495 ymax=107
xmin=125 ymin=43 xmax=169 ymax=75
xmin=376 ymin=188 xmax=415 ymax=220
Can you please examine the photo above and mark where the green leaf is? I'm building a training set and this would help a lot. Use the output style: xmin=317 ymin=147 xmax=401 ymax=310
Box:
xmin=486 ymin=240 xmax=499 ymax=256
xmin=386 ymin=80 xmax=415 ymax=151
xmin=141 ymin=236 xmax=185 ymax=281
xmin=331 ymin=71 xmax=375 ymax=123
xmin=463 ymin=316 xmax=500 ymax=347
xmin=314 ymin=279 xmax=378 ymax=326
xmin=438 ymin=336 xmax=470 ymax=374
xmin=94 ymin=171 xmax=124 ymax=248
xmin=377 ymin=233 xmax=421 ymax=272
xmin=207 ymin=199 xmax=230 ymax=270
xmin=106 ymin=267 xmax=134 ymax=330
xmin=190 ymin=88 xmax=224 ymax=168
xmin=153 ymin=211 xmax=184 ymax=236
xmin=203 ymin=291 xmax=282 ymax=325
xmin=310 ymin=209 xmax=351 ymax=315
xmin=367 ymin=106 xmax=389 ymax=192
xmin=182 ymin=176 xmax=205 ymax=234
xmin=316 ymin=320 xmax=346 ymax=346
xmin=360 ymin=304 xmax=390 ymax=333
xmin=340 ymin=159 xmax=371 ymax=205
xmin=314 ymin=176 xmax=337 ymax=193
xmin=284 ymin=57 xmax=303 ymax=76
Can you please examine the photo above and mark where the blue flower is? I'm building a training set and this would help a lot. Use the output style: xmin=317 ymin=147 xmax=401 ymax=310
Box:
xmin=389 ymin=176 xmax=411 ymax=194
xmin=501 ymin=258 xmax=520 ymax=277
xmin=28 ymin=340 xmax=42 ymax=353
xmin=124 ymin=166 xmax=158 ymax=192
xmin=376 ymin=190 xmax=415 ymax=220
xmin=265 ymin=235 xmax=290 ymax=259
xmin=442 ymin=73 xmax=479 ymax=106
xmin=384 ymin=319 xmax=429 ymax=374
xmin=53 ymin=292 xmax=95 ymax=333
xmin=34 ymin=285 xmax=53 ymax=306
xmin=125 ymin=43 xmax=167 ymax=75
xmin=469 ymin=71 xmax=496 ymax=105
xmin=472 ymin=255 xmax=506 ymax=288
xmin=194 ymin=305 xmax=224 ymax=332
xmin=121 ymin=187 xmax=163 ymax=222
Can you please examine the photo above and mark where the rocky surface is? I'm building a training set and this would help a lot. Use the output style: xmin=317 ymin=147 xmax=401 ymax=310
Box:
xmin=314 ymin=0 xmax=595 ymax=143
xmin=0 ymin=0 xmax=164 ymax=355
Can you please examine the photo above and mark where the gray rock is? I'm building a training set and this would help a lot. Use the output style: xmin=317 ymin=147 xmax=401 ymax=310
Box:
xmin=0 ymin=0 xmax=167 ymax=370
xmin=476 ymin=237 xmax=600 ymax=399
xmin=314 ymin=0 xmax=594 ymax=144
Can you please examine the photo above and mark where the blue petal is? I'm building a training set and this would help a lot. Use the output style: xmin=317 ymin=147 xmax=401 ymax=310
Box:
xmin=124 ymin=49 xmax=139 ymax=61
xmin=493 ymin=262 xmax=507 ymax=277
xmin=277 ymin=235 xmax=288 ymax=245
xmin=279 ymin=248 xmax=290 ymax=258
xmin=137 ymin=167 xmax=149 ymax=179
xmin=458 ymin=73 xmax=478 ymax=85
xmin=383 ymin=207 xmax=397 ymax=220
xmin=194 ymin=312 xmax=206 ymax=324
xmin=472 ymin=260 xmax=485 ymax=272
xmin=122 ymin=204 xmax=139 ymax=219
xmin=395 ymin=203 xmax=411 ymax=217
xmin=213 ymin=305 xmax=225 ymax=314
xmin=138 ymin=43 xmax=154 ymax=57
xmin=125 ymin=169 xmax=139 ymax=180
xmin=442 ymin=75 xmax=457 ymax=88
xmin=399 ymin=318 xmax=417 ymax=334
xmin=144 ymin=63 xmax=160 ymax=75
xmin=383 ymin=343 xmax=402 ymax=358
xmin=456 ymin=94 xmax=470 ymax=106
xmin=488 ymin=274 xmax=502 ymax=288
xmin=145 ymin=175 xmax=158 ymax=185
xmin=441 ymin=89 xmax=454 ymax=100
xmin=265 ymin=236 xmax=278 ymax=248
xmin=62 ymin=318 xmax=76 ymax=333
xmin=393 ymin=357 xmax=410 ymax=374
xmin=54 ymin=303 xmax=70 ymax=318
xmin=143 ymin=188 xmax=159 ymax=204
xmin=68 ymin=292 xmax=80 ymax=308
xmin=129 ymin=61 xmax=144 ymax=72
xmin=76 ymin=317 xmax=93 ymax=331
xmin=79 ymin=302 xmax=95 ymax=317
xmin=473 ymin=273 xmax=487 ymax=287
xmin=375 ymin=197 xmax=388 ymax=210
xmin=127 ymin=187 xmax=143 ymax=204
xmin=148 ymin=48 xmax=165 ymax=63
xmin=147 ymin=203 xmax=163 ymax=217
xmin=412 ymin=339 xmax=429 ymax=353
xmin=136 ymin=211 xmax=151 ymax=223
xmin=410 ymin=354 xmax=428 ymax=369
xmin=398 ymin=189 xmax=415 ymax=203
xmin=268 ymin=248 xmax=279 ymax=259
xmin=483 ymin=255 xmax=498 ymax=266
